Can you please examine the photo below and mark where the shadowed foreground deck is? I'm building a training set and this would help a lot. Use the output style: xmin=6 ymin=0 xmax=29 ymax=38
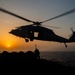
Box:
xmin=0 ymin=51 xmax=75 ymax=75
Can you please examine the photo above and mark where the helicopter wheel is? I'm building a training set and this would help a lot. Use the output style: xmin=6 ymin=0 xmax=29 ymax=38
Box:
xmin=25 ymin=38 xmax=29 ymax=42
xmin=30 ymin=38 xmax=34 ymax=41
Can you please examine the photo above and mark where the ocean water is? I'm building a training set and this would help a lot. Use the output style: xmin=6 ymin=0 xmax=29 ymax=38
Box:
xmin=40 ymin=51 xmax=75 ymax=67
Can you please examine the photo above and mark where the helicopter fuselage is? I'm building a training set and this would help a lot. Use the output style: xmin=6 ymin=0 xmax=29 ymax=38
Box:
xmin=9 ymin=25 xmax=69 ymax=43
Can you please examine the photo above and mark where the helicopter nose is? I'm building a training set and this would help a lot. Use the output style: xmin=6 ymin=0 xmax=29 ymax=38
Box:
xmin=9 ymin=31 xmax=12 ymax=34
xmin=9 ymin=29 xmax=16 ymax=35
xmin=9 ymin=29 xmax=21 ymax=37
xmin=9 ymin=29 xmax=13 ymax=33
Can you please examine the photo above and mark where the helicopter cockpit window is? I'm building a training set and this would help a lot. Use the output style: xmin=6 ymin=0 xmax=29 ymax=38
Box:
xmin=34 ymin=32 xmax=39 ymax=37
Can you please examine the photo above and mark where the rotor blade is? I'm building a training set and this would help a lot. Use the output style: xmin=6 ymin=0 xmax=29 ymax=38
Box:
xmin=41 ymin=8 xmax=75 ymax=23
xmin=0 ymin=7 xmax=34 ymax=23
xmin=15 ymin=24 xmax=35 ymax=28
xmin=70 ymin=27 xmax=73 ymax=32
xmin=42 ymin=25 xmax=60 ymax=29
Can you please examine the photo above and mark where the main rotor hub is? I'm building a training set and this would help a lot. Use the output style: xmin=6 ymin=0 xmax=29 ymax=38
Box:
xmin=33 ymin=21 xmax=41 ymax=26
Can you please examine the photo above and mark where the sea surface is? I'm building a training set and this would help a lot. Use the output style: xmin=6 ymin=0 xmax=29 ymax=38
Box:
xmin=40 ymin=51 xmax=75 ymax=67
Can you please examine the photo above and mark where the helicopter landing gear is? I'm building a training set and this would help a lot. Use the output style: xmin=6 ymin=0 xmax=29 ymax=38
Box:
xmin=30 ymin=38 xmax=34 ymax=41
xmin=64 ymin=43 xmax=67 ymax=48
xmin=30 ymin=31 xmax=34 ymax=41
xmin=25 ymin=38 xmax=29 ymax=42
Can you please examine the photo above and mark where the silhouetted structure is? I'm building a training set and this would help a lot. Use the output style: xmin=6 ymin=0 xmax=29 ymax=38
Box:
xmin=34 ymin=44 xmax=40 ymax=59
xmin=0 ymin=50 xmax=75 ymax=75
xmin=25 ymin=51 xmax=36 ymax=61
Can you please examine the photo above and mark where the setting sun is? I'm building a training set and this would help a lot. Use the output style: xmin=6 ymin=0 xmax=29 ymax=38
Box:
xmin=5 ymin=42 xmax=12 ymax=49
xmin=0 ymin=35 xmax=18 ymax=51
xmin=7 ymin=44 xmax=10 ymax=48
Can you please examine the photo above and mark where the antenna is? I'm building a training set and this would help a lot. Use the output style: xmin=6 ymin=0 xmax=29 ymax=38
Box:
xmin=35 ymin=44 xmax=37 ymax=49
xmin=70 ymin=27 xmax=74 ymax=32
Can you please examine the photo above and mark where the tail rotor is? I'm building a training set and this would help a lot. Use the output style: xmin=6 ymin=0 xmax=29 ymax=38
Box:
xmin=69 ymin=27 xmax=75 ymax=41
xmin=69 ymin=27 xmax=74 ymax=37
xmin=70 ymin=27 xmax=74 ymax=33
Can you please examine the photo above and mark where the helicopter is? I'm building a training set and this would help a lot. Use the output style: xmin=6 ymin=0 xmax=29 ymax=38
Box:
xmin=0 ymin=7 xmax=75 ymax=47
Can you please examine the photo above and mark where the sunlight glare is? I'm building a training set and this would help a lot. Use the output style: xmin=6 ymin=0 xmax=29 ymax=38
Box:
xmin=7 ymin=44 xmax=10 ymax=48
